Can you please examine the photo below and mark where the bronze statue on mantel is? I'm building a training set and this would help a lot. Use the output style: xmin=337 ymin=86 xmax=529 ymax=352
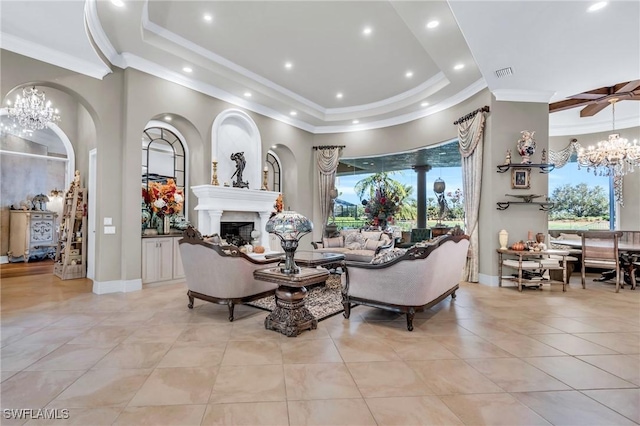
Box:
xmin=230 ymin=152 xmax=249 ymax=189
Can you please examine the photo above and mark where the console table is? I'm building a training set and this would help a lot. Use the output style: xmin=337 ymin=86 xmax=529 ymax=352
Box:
xmin=253 ymin=267 xmax=329 ymax=337
xmin=497 ymin=248 xmax=570 ymax=292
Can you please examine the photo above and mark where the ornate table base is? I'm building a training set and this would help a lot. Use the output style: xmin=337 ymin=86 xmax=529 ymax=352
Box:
xmin=265 ymin=285 xmax=317 ymax=337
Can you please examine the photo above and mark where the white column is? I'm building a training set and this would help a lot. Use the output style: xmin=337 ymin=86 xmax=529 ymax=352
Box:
xmin=207 ymin=210 xmax=223 ymax=236
xmin=258 ymin=211 xmax=272 ymax=248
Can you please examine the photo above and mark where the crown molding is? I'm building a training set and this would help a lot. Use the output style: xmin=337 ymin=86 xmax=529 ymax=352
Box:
xmin=0 ymin=32 xmax=111 ymax=80
xmin=493 ymin=89 xmax=556 ymax=103
xmin=84 ymin=0 xmax=125 ymax=68
xmin=550 ymin=116 xmax=640 ymax=137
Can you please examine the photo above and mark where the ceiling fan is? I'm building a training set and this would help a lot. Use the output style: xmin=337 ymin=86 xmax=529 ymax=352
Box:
xmin=549 ymin=80 xmax=640 ymax=117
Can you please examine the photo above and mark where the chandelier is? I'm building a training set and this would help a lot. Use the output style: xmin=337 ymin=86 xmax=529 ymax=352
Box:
xmin=577 ymin=99 xmax=640 ymax=177
xmin=7 ymin=86 xmax=60 ymax=131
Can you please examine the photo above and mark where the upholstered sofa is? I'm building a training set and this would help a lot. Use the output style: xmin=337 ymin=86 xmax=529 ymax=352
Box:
xmin=178 ymin=226 xmax=280 ymax=321
xmin=343 ymin=234 xmax=470 ymax=331
xmin=311 ymin=229 xmax=393 ymax=262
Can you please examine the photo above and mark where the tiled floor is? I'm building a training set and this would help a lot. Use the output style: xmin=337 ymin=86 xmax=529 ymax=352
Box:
xmin=1 ymin=270 xmax=639 ymax=425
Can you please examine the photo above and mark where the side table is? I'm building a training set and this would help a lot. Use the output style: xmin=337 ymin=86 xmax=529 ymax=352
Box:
xmin=253 ymin=267 xmax=329 ymax=337
xmin=497 ymin=248 xmax=570 ymax=292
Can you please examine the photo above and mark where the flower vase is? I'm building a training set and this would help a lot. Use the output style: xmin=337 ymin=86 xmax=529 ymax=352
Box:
xmin=163 ymin=216 xmax=171 ymax=234
xmin=499 ymin=229 xmax=508 ymax=250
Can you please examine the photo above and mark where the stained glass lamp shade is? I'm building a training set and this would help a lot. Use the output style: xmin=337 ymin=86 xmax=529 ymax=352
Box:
xmin=266 ymin=211 xmax=313 ymax=274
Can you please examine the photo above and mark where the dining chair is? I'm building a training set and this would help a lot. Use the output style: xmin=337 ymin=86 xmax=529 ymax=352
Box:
xmin=578 ymin=231 xmax=624 ymax=292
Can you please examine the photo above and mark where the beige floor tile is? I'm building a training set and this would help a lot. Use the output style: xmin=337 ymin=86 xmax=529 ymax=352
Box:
xmin=122 ymin=325 xmax=186 ymax=344
xmin=386 ymin=336 xmax=458 ymax=360
xmin=66 ymin=325 xmax=133 ymax=346
xmin=440 ymin=393 xmax=551 ymax=425
xmin=281 ymin=338 xmax=342 ymax=364
xmin=25 ymin=344 xmax=112 ymax=371
xmin=407 ymin=359 xmax=503 ymax=395
xmin=287 ymin=399 xmax=376 ymax=426
xmin=575 ymin=317 xmax=640 ymax=333
xmin=466 ymin=358 xmax=570 ymax=392
xmin=51 ymin=369 xmax=152 ymax=408
xmin=1 ymin=370 xmax=85 ymax=409
xmin=359 ymin=308 xmax=402 ymax=322
xmin=128 ymin=366 xmax=217 ymax=406
xmin=501 ymin=318 xmax=565 ymax=335
xmin=487 ymin=335 xmax=566 ymax=357
xmin=415 ymin=320 xmax=475 ymax=337
xmin=13 ymin=327 xmax=91 ymax=346
xmin=113 ymin=404 xmax=206 ymax=425
xmin=23 ymin=408 xmax=122 ymax=425
xmin=1 ymin=370 xmax=19 ymax=382
xmin=325 ymin=320 xmax=382 ymax=340
xmin=202 ymin=402 xmax=288 ymax=425
xmin=574 ymin=332 xmax=640 ymax=354
xmin=333 ymin=336 xmax=400 ymax=362
xmin=432 ymin=335 xmax=514 ymax=359
xmin=1 ymin=326 xmax=41 ymax=347
xmin=284 ymin=363 xmax=361 ymax=400
xmin=514 ymin=390 xmax=637 ymax=426
xmin=158 ymin=342 xmax=226 ymax=368
xmin=456 ymin=319 xmax=518 ymax=339
xmin=50 ymin=313 xmax=111 ymax=328
xmin=221 ymin=340 xmax=282 ymax=365
xmin=144 ymin=310 xmax=198 ymax=326
xmin=530 ymin=333 xmax=619 ymax=355
xmin=1 ymin=343 xmax=63 ymax=371
xmin=209 ymin=364 xmax=285 ymax=403
xmin=582 ymin=389 xmax=640 ymax=423
xmin=347 ymin=361 xmax=433 ymax=397
xmin=92 ymin=342 xmax=171 ymax=369
xmin=536 ymin=317 xmax=607 ymax=333
xmin=229 ymin=320 xmax=286 ymax=341
xmin=99 ymin=310 xmax=157 ymax=326
xmin=524 ymin=356 xmax=637 ymax=390
xmin=577 ymin=354 xmax=640 ymax=385
xmin=176 ymin=324 xmax=233 ymax=342
xmin=366 ymin=395 xmax=464 ymax=425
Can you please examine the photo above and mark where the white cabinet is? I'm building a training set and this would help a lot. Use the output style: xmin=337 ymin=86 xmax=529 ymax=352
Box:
xmin=142 ymin=236 xmax=184 ymax=284
xmin=8 ymin=211 xmax=58 ymax=262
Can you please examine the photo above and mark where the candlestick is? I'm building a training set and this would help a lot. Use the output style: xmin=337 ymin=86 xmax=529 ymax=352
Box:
xmin=211 ymin=161 xmax=219 ymax=186
xmin=261 ymin=168 xmax=269 ymax=191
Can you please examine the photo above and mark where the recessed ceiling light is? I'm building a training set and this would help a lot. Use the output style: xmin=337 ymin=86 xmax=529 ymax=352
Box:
xmin=405 ymin=71 xmax=414 ymax=78
xmin=203 ymin=14 xmax=213 ymax=22
xmin=426 ymin=20 xmax=439 ymax=29
xmin=290 ymin=111 xmax=297 ymax=116
xmin=271 ymin=145 xmax=277 ymax=149
xmin=587 ymin=2 xmax=607 ymax=12
xmin=111 ymin=0 xmax=125 ymax=7
xmin=244 ymin=92 xmax=252 ymax=97
xmin=336 ymin=92 xmax=343 ymax=99
xmin=285 ymin=62 xmax=293 ymax=69
xmin=453 ymin=64 xmax=465 ymax=70
xmin=352 ymin=120 xmax=359 ymax=124
xmin=182 ymin=67 xmax=193 ymax=73
xmin=164 ymin=115 xmax=171 ymax=121
xmin=421 ymin=102 xmax=429 ymax=107
xmin=363 ymin=27 xmax=372 ymax=35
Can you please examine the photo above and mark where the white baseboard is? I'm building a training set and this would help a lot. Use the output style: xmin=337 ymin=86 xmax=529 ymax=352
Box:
xmin=478 ymin=273 xmax=500 ymax=286
xmin=0 ymin=256 xmax=8 ymax=264
xmin=93 ymin=278 xmax=142 ymax=294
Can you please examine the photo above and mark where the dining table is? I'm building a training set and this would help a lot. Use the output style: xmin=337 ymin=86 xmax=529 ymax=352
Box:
xmin=550 ymin=239 xmax=639 ymax=289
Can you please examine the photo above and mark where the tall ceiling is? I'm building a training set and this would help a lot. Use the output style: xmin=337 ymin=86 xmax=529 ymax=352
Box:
xmin=1 ymin=0 xmax=638 ymax=135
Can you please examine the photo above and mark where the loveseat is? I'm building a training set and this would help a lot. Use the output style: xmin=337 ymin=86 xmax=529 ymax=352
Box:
xmin=178 ymin=226 xmax=280 ymax=321
xmin=311 ymin=229 xmax=393 ymax=262
xmin=343 ymin=234 xmax=470 ymax=331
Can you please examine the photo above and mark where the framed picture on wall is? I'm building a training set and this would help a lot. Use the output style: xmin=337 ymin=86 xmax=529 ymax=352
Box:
xmin=511 ymin=168 xmax=530 ymax=189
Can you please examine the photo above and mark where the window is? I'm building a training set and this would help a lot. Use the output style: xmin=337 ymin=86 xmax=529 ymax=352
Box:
xmin=266 ymin=152 xmax=281 ymax=192
xmin=142 ymin=127 xmax=186 ymax=203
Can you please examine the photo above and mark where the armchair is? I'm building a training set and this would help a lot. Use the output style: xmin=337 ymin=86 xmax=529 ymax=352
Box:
xmin=178 ymin=226 xmax=280 ymax=321
xmin=343 ymin=234 xmax=470 ymax=331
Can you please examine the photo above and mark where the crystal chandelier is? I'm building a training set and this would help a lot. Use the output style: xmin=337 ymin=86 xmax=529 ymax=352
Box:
xmin=577 ymin=99 xmax=640 ymax=177
xmin=7 ymin=86 xmax=60 ymax=131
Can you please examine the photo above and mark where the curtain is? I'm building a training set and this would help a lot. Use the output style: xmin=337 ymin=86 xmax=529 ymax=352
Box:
xmin=458 ymin=111 xmax=487 ymax=283
xmin=549 ymin=139 xmax=579 ymax=169
xmin=316 ymin=147 xmax=341 ymax=236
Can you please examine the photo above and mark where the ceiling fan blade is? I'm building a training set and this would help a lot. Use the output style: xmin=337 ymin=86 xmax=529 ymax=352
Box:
xmin=569 ymin=93 xmax=605 ymax=100
xmin=580 ymin=102 xmax=610 ymax=117
xmin=616 ymin=80 xmax=640 ymax=93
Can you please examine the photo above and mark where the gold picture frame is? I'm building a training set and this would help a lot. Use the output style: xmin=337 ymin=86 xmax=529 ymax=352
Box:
xmin=511 ymin=168 xmax=530 ymax=189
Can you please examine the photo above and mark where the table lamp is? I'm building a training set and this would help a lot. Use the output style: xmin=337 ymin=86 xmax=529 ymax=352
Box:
xmin=266 ymin=210 xmax=313 ymax=274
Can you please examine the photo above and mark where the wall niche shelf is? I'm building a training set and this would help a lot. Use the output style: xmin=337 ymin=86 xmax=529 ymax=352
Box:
xmin=496 ymin=194 xmax=553 ymax=211
xmin=496 ymin=163 xmax=555 ymax=174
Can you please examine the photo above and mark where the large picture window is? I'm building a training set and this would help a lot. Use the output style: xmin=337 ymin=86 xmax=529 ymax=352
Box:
xmin=142 ymin=127 xmax=186 ymax=210
xmin=266 ymin=152 xmax=281 ymax=193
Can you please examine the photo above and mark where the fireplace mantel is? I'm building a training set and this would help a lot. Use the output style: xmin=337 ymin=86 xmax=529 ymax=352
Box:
xmin=192 ymin=185 xmax=280 ymax=248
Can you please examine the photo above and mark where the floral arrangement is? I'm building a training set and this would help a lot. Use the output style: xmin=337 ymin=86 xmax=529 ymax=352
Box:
xmin=144 ymin=179 xmax=184 ymax=217
xmin=362 ymin=183 xmax=400 ymax=229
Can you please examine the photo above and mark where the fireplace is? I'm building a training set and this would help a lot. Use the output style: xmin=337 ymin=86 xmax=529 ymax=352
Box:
xmin=220 ymin=221 xmax=254 ymax=246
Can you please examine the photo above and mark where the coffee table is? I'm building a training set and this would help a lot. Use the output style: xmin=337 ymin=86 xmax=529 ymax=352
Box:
xmin=254 ymin=266 xmax=329 ymax=337
xmin=266 ymin=250 xmax=346 ymax=270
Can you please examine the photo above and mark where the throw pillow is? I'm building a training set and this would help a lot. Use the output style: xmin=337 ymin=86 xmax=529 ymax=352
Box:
xmin=340 ymin=228 xmax=360 ymax=238
xmin=363 ymin=238 xmax=384 ymax=251
xmin=370 ymin=247 xmax=407 ymax=264
xmin=322 ymin=236 xmax=344 ymax=248
xmin=345 ymin=242 xmax=362 ymax=250
xmin=344 ymin=232 xmax=365 ymax=247
xmin=361 ymin=231 xmax=382 ymax=241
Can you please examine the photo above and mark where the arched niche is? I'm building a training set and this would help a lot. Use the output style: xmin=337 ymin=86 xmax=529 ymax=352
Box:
xmin=211 ymin=109 xmax=261 ymax=189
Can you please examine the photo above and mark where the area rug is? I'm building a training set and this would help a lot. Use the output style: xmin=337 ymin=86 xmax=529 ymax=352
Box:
xmin=247 ymin=274 xmax=344 ymax=321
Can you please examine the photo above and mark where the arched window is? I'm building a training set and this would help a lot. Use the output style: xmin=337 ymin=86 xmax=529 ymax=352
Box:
xmin=142 ymin=127 xmax=186 ymax=206
xmin=266 ymin=151 xmax=281 ymax=192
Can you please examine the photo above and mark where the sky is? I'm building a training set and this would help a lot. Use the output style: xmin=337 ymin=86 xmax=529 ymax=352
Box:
xmin=336 ymin=162 xmax=610 ymax=205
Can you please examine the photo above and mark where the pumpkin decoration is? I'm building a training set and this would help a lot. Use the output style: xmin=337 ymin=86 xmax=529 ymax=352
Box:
xmin=254 ymin=245 xmax=265 ymax=254
xmin=511 ymin=241 xmax=526 ymax=251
